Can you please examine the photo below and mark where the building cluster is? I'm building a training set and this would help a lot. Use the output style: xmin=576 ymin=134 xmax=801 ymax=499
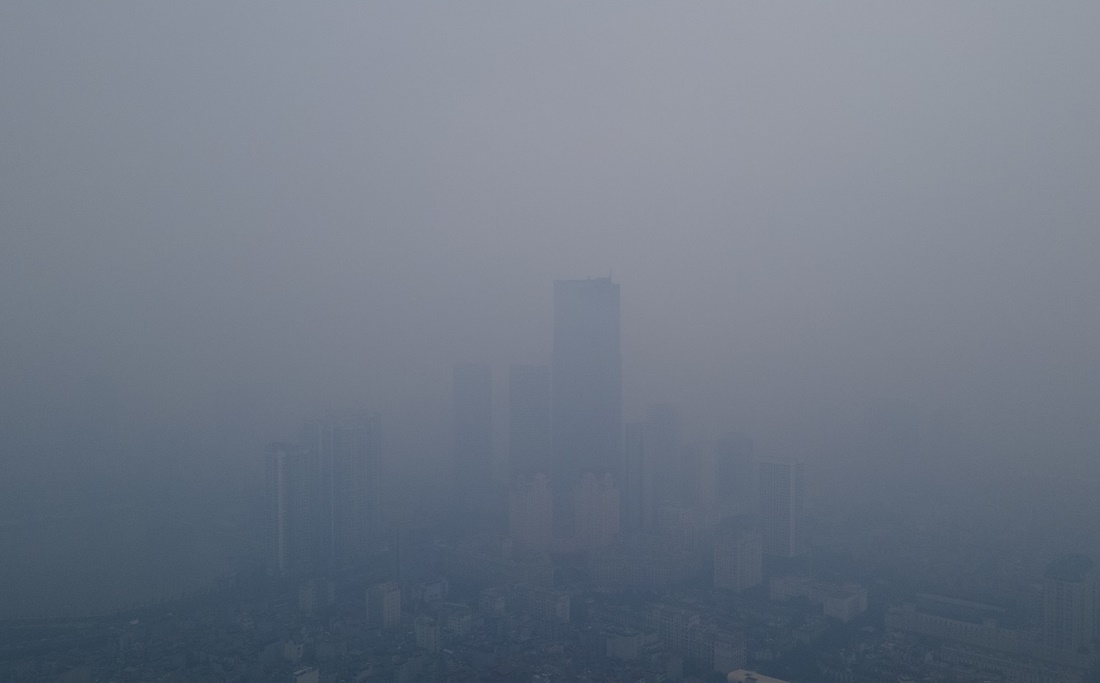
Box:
xmin=7 ymin=278 xmax=1099 ymax=683
xmin=247 ymin=278 xmax=1100 ymax=682
xmin=884 ymin=555 xmax=1097 ymax=675
xmin=265 ymin=279 xmax=807 ymax=593
xmin=265 ymin=414 xmax=384 ymax=577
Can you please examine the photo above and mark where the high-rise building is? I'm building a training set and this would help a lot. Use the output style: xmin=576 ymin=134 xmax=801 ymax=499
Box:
xmin=758 ymin=461 xmax=804 ymax=558
xmin=713 ymin=518 xmax=763 ymax=593
xmin=716 ymin=433 xmax=755 ymax=520
xmin=621 ymin=407 xmax=680 ymax=532
xmin=393 ymin=524 xmax=442 ymax=587
xmin=367 ymin=581 xmax=403 ymax=630
xmin=301 ymin=419 xmax=337 ymax=568
xmin=509 ymin=472 xmax=553 ymax=550
xmin=1043 ymin=554 xmax=1095 ymax=652
xmin=453 ymin=364 xmax=493 ymax=480
xmin=688 ymin=441 xmax=720 ymax=527
xmin=414 ymin=615 xmax=441 ymax=652
xmin=337 ymin=413 xmax=384 ymax=559
xmin=265 ymin=443 xmax=313 ymax=576
xmin=657 ymin=503 xmax=703 ymax=555
xmin=575 ymin=472 xmax=620 ymax=551
xmin=688 ymin=435 xmax=755 ymax=528
xmin=453 ymin=363 xmax=494 ymax=524
xmin=621 ymin=422 xmax=651 ymax=533
xmin=645 ymin=404 xmax=682 ymax=505
xmin=552 ymin=278 xmax=622 ymax=530
xmin=301 ymin=413 xmax=383 ymax=569
xmin=508 ymin=364 xmax=551 ymax=477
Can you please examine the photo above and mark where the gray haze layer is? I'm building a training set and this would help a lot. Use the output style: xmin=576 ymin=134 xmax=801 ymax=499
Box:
xmin=1 ymin=2 xmax=1099 ymax=613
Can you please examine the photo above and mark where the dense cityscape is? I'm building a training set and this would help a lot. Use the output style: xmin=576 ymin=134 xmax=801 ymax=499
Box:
xmin=3 ymin=278 xmax=1098 ymax=683
xmin=3 ymin=3 xmax=1100 ymax=683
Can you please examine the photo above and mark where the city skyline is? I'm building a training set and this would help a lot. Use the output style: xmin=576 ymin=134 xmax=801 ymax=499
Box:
xmin=3 ymin=3 xmax=1100 ymax=680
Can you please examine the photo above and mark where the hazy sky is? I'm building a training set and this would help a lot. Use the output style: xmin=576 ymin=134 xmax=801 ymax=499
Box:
xmin=2 ymin=2 xmax=1098 ymax=479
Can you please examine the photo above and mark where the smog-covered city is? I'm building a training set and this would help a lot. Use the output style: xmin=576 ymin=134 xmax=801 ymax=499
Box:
xmin=2 ymin=3 xmax=1099 ymax=682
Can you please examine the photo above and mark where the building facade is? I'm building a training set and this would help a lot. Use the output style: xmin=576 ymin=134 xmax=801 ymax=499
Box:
xmin=453 ymin=363 xmax=494 ymax=525
xmin=265 ymin=443 xmax=313 ymax=577
xmin=1043 ymin=554 xmax=1095 ymax=652
xmin=508 ymin=363 xmax=552 ymax=477
xmin=758 ymin=461 xmax=805 ymax=558
xmin=551 ymin=278 xmax=622 ymax=531
xmin=509 ymin=472 xmax=554 ymax=550
xmin=714 ymin=520 xmax=763 ymax=593
xmin=575 ymin=471 xmax=621 ymax=551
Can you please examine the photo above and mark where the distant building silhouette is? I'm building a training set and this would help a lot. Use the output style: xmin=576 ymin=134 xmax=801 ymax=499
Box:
xmin=265 ymin=443 xmax=313 ymax=576
xmin=644 ymin=404 xmax=681 ymax=506
xmin=452 ymin=363 xmax=494 ymax=526
xmin=687 ymin=440 xmax=721 ymax=526
xmin=336 ymin=413 xmax=384 ymax=559
xmin=551 ymin=278 xmax=622 ymax=532
xmin=509 ymin=472 xmax=553 ymax=550
xmin=688 ymin=435 xmax=755 ymax=527
xmin=622 ymin=406 xmax=681 ymax=532
xmin=575 ymin=471 xmax=620 ymax=551
xmin=392 ymin=524 xmax=441 ymax=588
xmin=366 ymin=581 xmax=402 ymax=630
xmin=508 ymin=363 xmax=551 ymax=477
xmin=621 ymin=422 xmax=651 ymax=533
xmin=716 ymin=433 xmax=755 ymax=520
xmin=758 ymin=461 xmax=804 ymax=558
xmin=301 ymin=419 xmax=336 ymax=568
xmin=714 ymin=517 xmax=762 ymax=593
xmin=301 ymin=413 xmax=384 ymax=570
xmin=414 ymin=615 xmax=441 ymax=652
xmin=1043 ymin=554 xmax=1095 ymax=652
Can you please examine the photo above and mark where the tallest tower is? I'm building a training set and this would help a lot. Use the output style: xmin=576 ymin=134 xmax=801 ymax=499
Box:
xmin=551 ymin=278 xmax=622 ymax=520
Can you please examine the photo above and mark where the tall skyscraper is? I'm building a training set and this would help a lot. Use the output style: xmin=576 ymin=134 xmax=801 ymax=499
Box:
xmin=552 ymin=278 xmax=622 ymax=530
xmin=301 ymin=413 xmax=383 ymax=569
xmin=644 ymin=404 xmax=681 ymax=506
xmin=509 ymin=472 xmax=553 ymax=550
xmin=302 ymin=419 xmax=335 ymax=569
xmin=1043 ymin=554 xmax=1095 ymax=652
xmin=574 ymin=472 xmax=620 ymax=551
xmin=716 ymin=433 xmax=755 ymax=520
xmin=366 ymin=581 xmax=403 ymax=630
xmin=621 ymin=405 xmax=681 ymax=532
xmin=620 ymin=422 xmax=651 ymax=533
xmin=336 ymin=413 xmax=384 ymax=560
xmin=452 ymin=363 xmax=494 ymax=524
xmin=265 ymin=443 xmax=313 ymax=576
xmin=714 ymin=517 xmax=763 ymax=593
xmin=688 ymin=440 xmax=720 ymax=527
xmin=508 ymin=364 xmax=551 ymax=477
xmin=758 ymin=461 xmax=804 ymax=558
xmin=688 ymin=434 xmax=756 ymax=528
